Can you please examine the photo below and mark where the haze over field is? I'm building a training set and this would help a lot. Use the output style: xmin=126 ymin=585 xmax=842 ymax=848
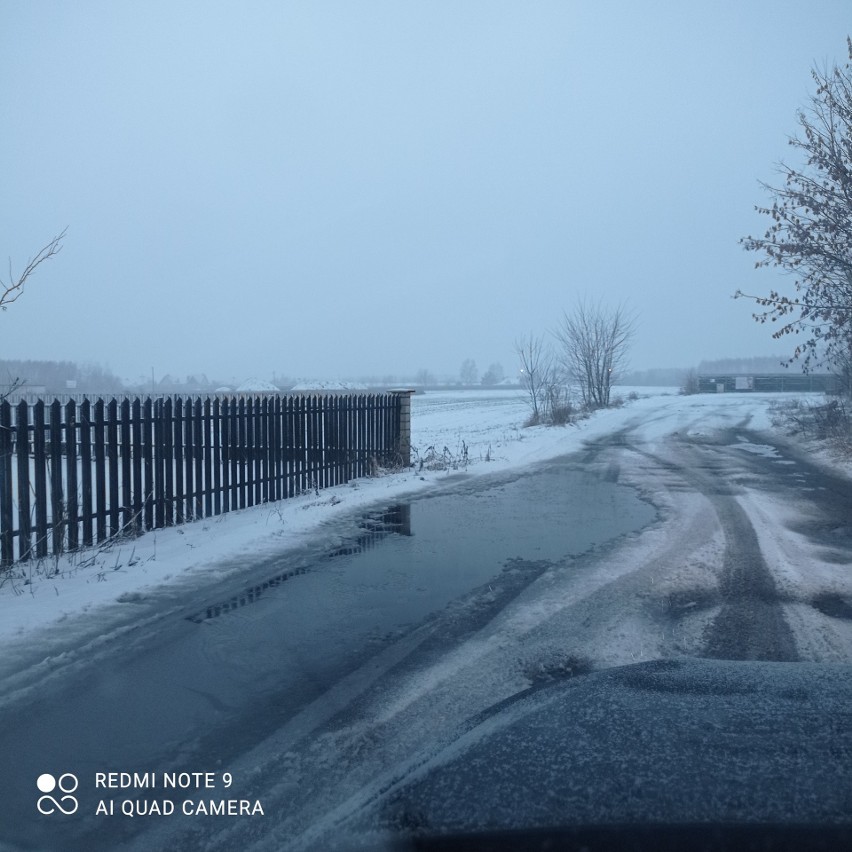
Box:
xmin=2 ymin=1 xmax=850 ymax=382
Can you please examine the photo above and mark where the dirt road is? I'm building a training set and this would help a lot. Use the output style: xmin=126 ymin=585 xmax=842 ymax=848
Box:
xmin=3 ymin=397 xmax=852 ymax=851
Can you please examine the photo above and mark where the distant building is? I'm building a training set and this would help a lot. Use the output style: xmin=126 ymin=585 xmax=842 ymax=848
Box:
xmin=697 ymin=374 xmax=840 ymax=393
xmin=289 ymin=379 xmax=367 ymax=391
xmin=236 ymin=378 xmax=280 ymax=394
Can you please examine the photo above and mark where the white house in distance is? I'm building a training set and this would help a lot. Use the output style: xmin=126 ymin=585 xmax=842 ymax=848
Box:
xmin=235 ymin=378 xmax=280 ymax=395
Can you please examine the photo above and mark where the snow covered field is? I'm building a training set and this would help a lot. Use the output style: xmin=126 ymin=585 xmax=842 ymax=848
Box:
xmin=0 ymin=386 xmax=844 ymax=654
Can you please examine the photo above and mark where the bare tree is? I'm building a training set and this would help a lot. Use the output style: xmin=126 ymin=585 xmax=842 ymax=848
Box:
xmin=515 ymin=333 xmax=553 ymax=424
xmin=554 ymin=300 xmax=635 ymax=409
xmin=680 ymin=368 xmax=700 ymax=395
xmin=459 ymin=358 xmax=478 ymax=385
xmin=481 ymin=362 xmax=505 ymax=385
xmin=414 ymin=368 xmax=435 ymax=388
xmin=1 ymin=229 xmax=66 ymax=312
xmin=737 ymin=40 xmax=852 ymax=372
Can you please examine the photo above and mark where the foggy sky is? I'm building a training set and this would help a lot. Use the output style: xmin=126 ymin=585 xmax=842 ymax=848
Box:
xmin=2 ymin=1 xmax=850 ymax=385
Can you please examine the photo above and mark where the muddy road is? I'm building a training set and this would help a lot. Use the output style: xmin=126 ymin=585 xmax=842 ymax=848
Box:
xmin=2 ymin=405 xmax=851 ymax=851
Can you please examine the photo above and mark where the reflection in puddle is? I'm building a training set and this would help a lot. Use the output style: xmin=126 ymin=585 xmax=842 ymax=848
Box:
xmin=187 ymin=505 xmax=412 ymax=623
xmin=185 ymin=465 xmax=654 ymax=629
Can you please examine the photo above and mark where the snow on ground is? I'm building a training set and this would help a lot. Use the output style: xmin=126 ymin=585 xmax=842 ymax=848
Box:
xmin=4 ymin=386 xmax=849 ymax=851
xmin=0 ymin=387 xmax=837 ymax=654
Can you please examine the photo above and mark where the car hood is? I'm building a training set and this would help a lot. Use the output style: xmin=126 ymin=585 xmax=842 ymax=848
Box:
xmin=339 ymin=658 xmax=852 ymax=849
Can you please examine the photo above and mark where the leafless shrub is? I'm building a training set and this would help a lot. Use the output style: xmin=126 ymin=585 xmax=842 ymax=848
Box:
xmin=554 ymin=299 xmax=636 ymax=410
xmin=811 ymin=399 xmax=851 ymax=441
xmin=515 ymin=333 xmax=553 ymax=425
xmin=773 ymin=397 xmax=852 ymax=453
xmin=680 ymin=368 xmax=700 ymax=395
xmin=412 ymin=442 xmax=469 ymax=472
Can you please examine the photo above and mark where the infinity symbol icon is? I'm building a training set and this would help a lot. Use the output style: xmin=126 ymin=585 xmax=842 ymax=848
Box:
xmin=36 ymin=773 xmax=79 ymax=815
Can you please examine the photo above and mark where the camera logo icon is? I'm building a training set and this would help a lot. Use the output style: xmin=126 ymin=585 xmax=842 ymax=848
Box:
xmin=37 ymin=773 xmax=79 ymax=815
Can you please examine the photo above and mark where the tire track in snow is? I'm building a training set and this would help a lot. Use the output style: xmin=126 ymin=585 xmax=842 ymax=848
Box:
xmin=586 ymin=425 xmax=799 ymax=662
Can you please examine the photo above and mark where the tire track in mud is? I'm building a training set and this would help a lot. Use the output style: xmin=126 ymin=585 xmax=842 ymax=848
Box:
xmin=585 ymin=426 xmax=799 ymax=663
xmin=693 ymin=472 xmax=799 ymax=662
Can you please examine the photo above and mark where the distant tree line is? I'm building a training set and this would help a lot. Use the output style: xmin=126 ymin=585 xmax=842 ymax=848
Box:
xmin=456 ymin=360 xmax=506 ymax=386
xmin=0 ymin=359 xmax=124 ymax=396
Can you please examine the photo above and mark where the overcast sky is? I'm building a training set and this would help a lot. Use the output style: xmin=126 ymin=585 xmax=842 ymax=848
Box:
xmin=2 ymin=1 xmax=850 ymax=385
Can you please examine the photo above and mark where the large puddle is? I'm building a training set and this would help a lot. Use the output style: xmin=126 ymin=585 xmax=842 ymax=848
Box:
xmin=0 ymin=459 xmax=655 ymax=850
xmin=190 ymin=464 xmax=654 ymax=633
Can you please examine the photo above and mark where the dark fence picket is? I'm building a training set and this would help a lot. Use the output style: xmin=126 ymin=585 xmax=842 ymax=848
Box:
xmin=230 ymin=398 xmax=239 ymax=510
xmin=235 ymin=397 xmax=245 ymax=509
xmin=317 ymin=395 xmax=327 ymax=489
xmin=15 ymin=401 xmax=32 ymax=561
xmin=153 ymin=398 xmax=165 ymax=529
xmin=120 ymin=399 xmax=132 ymax=533
xmin=80 ymin=400 xmax=93 ymax=548
xmin=49 ymin=401 xmax=64 ymax=554
xmin=368 ymin=393 xmax=376 ymax=469
xmin=244 ymin=397 xmax=253 ymax=507
xmin=107 ymin=400 xmax=120 ymax=537
xmin=220 ymin=398 xmax=230 ymax=514
xmin=0 ymin=402 xmax=13 ymax=565
xmin=193 ymin=398 xmax=204 ymax=520
xmin=211 ymin=398 xmax=220 ymax=517
xmin=323 ymin=397 xmax=333 ymax=489
xmin=382 ymin=393 xmax=388 ymax=460
xmin=358 ymin=395 xmax=366 ymax=478
xmin=349 ymin=395 xmax=358 ymax=481
xmin=284 ymin=395 xmax=294 ymax=498
xmin=363 ymin=394 xmax=370 ymax=471
xmin=184 ymin=398 xmax=195 ymax=522
xmin=143 ymin=398 xmax=154 ymax=531
xmin=251 ymin=396 xmax=261 ymax=506
xmin=173 ymin=398 xmax=184 ymax=524
xmin=258 ymin=395 xmax=266 ymax=503
xmin=303 ymin=396 xmax=311 ymax=491
xmin=377 ymin=394 xmax=383 ymax=461
xmin=315 ymin=394 xmax=323 ymax=489
xmin=237 ymin=398 xmax=247 ymax=509
xmin=352 ymin=395 xmax=360 ymax=478
xmin=264 ymin=398 xmax=272 ymax=502
xmin=94 ymin=400 xmax=106 ymax=543
xmin=341 ymin=395 xmax=349 ymax=481
xmin=305 ymin=395 xmax=315 ymax=492
xmin=386 ymin=393 xmax=393 ymax=463
xmin=291 ymin=396 xmax=301 ymax=495
xmin=163 ymin=398 xmax=175 ymax=527
xmin=341 ymin=395 xmax=351 ymax=483
xmin=271 ymin=396 xmax=281 ymax=502
xmin=65 ymin=401 xmax=79 ymax=551
xmin=253 ymin=396 xmax=260 ymax=502
xmin=0 ymin=391 xmax=407 ymax=566
xmin=132 ymin=398 xmax=143 ymax=536
xmin=33 ymin=402 xmax=48 ymax=557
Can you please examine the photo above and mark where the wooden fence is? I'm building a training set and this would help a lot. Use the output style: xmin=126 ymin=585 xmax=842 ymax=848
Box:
xmin=0 ymin=392 xmax=406 ymax=566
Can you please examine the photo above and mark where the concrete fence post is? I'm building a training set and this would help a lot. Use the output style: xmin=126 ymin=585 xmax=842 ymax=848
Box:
xmin=391 ymin=389 xmax=415 ymax=467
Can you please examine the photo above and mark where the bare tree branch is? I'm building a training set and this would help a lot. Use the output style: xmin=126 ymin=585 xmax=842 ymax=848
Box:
xmin=1 ymin=228 xmax=67 ymax=312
